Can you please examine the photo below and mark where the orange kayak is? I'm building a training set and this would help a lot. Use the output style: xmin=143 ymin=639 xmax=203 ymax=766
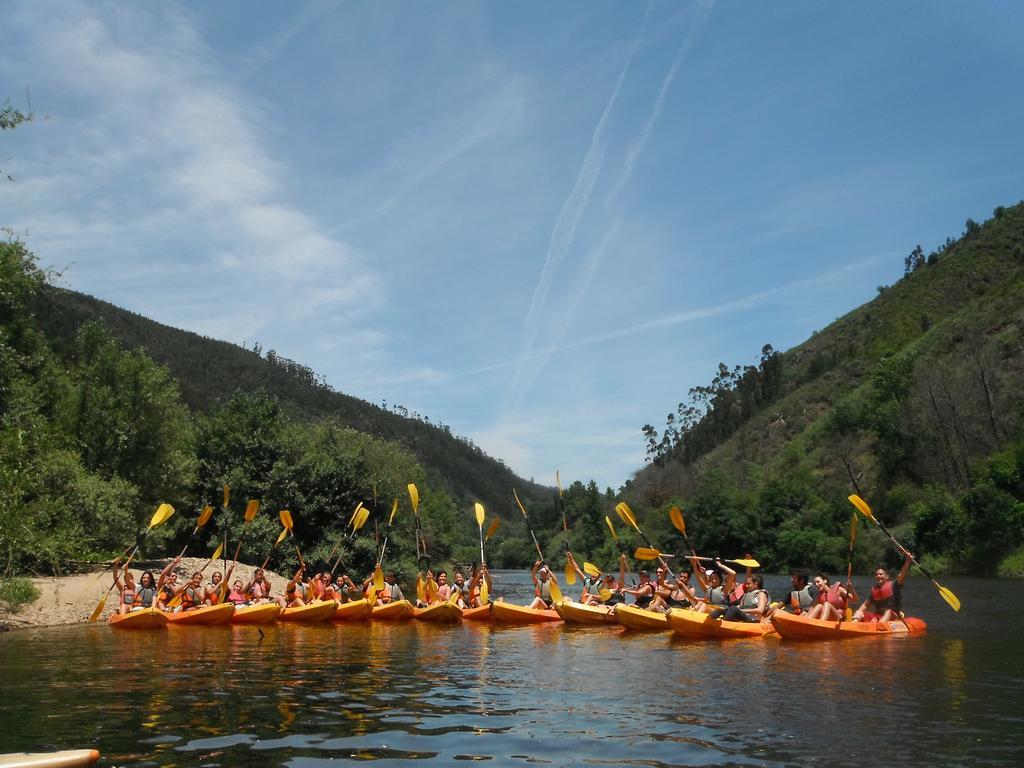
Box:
xmin=333 ymin=599 xmax=371 ymax=622
xmin=613 ymin=604 xmax=669 ymax=630
xmin=413 ymin=602 xmax=463 ymax=623
xmin=165 ymin=603 xmax=235 ymax=625
xmin=371 ymin=599 xmax=414 ymax=620
xmin=109 ymin=608 xmax=167 ymax=630
xmin=230 ymin=603 xmax=280 ymax=624
xmin=461 ymin=604 xmax=492 ymax=621
xmin=279 ymin=600 xmax=337 ymax=623
xmin=555 ymin=600 xmax=617 ymax=625
xmin=668 ymin=608 xmax=775 ymax=639
xmin=490 ymin=600 xmax=561 ymax=624
xmin=771 ymin=611 xmax=927 ymax=640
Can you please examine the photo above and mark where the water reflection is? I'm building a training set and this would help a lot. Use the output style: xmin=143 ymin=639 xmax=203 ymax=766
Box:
xmin=1 ymin=575 xmax=1022 ymax=767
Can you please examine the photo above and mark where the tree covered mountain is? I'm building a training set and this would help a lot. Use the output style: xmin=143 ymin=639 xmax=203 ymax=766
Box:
xmin=625 ymin=202 xmax=1024 ymax=576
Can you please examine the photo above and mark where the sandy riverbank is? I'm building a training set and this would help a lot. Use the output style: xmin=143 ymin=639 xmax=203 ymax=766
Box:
xmin=0 ymin=558 xmax=289 ymax=630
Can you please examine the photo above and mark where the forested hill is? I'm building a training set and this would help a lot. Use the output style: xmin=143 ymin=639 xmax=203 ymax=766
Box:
xmin=32 ymin=286 xmax=549 ymax=513
xmin=626 ymin=202 xmax=1024 ymax=576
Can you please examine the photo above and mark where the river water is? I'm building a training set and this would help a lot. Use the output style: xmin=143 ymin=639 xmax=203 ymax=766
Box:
xmin=0 ymin=572 xmax=1020 ymax=767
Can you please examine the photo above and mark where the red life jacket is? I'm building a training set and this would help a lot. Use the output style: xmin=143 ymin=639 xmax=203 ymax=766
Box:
xmin=870 ymin=580 xmax=895 ymax=611
xmin=825 ymin=583 xmax=847 ymax=610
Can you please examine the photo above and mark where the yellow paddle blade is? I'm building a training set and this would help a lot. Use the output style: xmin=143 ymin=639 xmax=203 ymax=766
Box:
xmin=565 ymin=559 xmax=576 ymax=586
xmin=198 ymin=505 xmax=214 ymax=528
xmin=849 ymin=512 xmax=858 ymax=544
xmin=848 ymin=494 xmax=877 ymax=523
xmin=479 ymin=579 xmax=489 ymax=605
xmin=276 ymin=527 xmax=288 ymax=545
xmin=373 ymin=565 xmax=384 ymax=592
xmin=939 ymin=585 xmax=962 ymax=612
xmin=426 ymin=577 xmax=438 ymax=603
xmin=416 ymin=577 xmax=426 ymax=603
xmin=347 ymin=502 xmax=363 ymax=527
xmin=166 ymin=593 xmax=183 ymax=609
xmin=548 ymin=578 xmax=563 ymax=604
xmin=88 ymin=593 xmax=107 ymax=623
xmin=669 ymin=505 xmax=685 ymax=535
xmin=354 ymin=507 xmax=370 ymax=532
xmin=448 ymin=588 xmax=460 ymax=605
xmin=150 ymin=503 xmax=175 ymax=529
xmin=605 ymin=516 xmax=619 ymax=542
xmin=223 ymin=484 xmax=230 ymax=508
xmin=583 ymin=562 xmax=601 ymax=578
xmin=615 ymin=502 xmax=638 ymax=531
xmin=211 ymin=542 xmax=224 ymax=561
xmin=474 ymin=502 xmax=485 ymax=528
xmin=485 ymin=518 xmax=501 ymax=541
xmin=407 ymin=483 xmax=420 ymax=513
xmin=730 ymin=558 xmax=760 ymax=568
xmin=513 ymin=488 xmax=528 ymax=519
xmin=366 ymin=585 xmax=377 ymax=605
xmin=244 ymin=500 xmax=260 ymax=522
xmin=389 ymin=498 xmax=398 ymax=525
xmin=598 ymin=588 xmax=613 ymax=602
xmin=634 ymin=546 xmax=661 ymax=561
xmin=279 ymin=509 xmax=294 ymax=530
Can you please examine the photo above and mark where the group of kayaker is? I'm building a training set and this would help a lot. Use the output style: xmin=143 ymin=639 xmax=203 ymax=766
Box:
xmin=524 ymin=549 xmax=915 ymax=624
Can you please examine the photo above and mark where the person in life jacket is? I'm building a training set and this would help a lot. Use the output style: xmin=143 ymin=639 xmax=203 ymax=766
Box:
xmin=434 ymin=571 xmax=452 ymax=603
xmin=332 ymin=573 xmax=359 ymax=603
xmin=172 ymin=571 xmax=206 ymax=611
xmin=451 ymin=570 xmax=473 ymax=608
xmin=375 ymin=572 xmax=404 ymax=605
xmin=577 ymin=553 xmax=627 ymax=607
xmin=806 ymin=574 xmax=858 ymax=621
xmin=277 ymin=566 xmax=307 ymax=608
xmin=711 ymin=573 xmax=770 ymax=623
xmin=853 ymin=552 xmax=913 ymax=622
xmin=226 ymin=578 xmax=249 ymax=606
xmin=132 ymin=570 xmax=159 ymax=612
xmin=246 ymin=568 xmax=273 ymax=604
xmin=692 ymin=560 xmax=738 ymax=613
xmin=467 ymin=564 xmax=492 ymax=607
xmin=769 ymin=571 xmax=817 ymax=616
xmin=205 ymin=568 xmax=234 ymax=606
xmin=157 ymin=572 xmax=179 ymax=610
xmin=528 ymin=561 xmax=558 ymax=609
xmin=650 ymin=568 xmax=699 ymax=613
xmin=111 ymin=559 xmax=137 ymax=615
xmin=621 ymin=567 xmax=657 ymax=610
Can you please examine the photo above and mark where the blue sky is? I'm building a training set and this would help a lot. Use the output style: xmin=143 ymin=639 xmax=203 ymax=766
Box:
xmin=3 ymin=1 xmax=1022 ymax=490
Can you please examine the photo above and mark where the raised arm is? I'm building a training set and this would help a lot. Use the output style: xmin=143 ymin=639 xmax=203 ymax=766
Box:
xmin=896 ymin=552 xmax=913 ymax=586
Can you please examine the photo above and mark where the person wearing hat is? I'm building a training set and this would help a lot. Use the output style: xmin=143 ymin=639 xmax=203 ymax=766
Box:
xmin=528 ymin=560 xmax=558 ymax=609
xmin=691 ymin=560 xmax=737 ymax=613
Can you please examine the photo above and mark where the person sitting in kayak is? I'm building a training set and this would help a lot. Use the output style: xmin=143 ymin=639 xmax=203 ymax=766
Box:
xmin=710 ymin=573 xmax=770 ymax=622
xmin=620 ymin=568 xmax=656 ymax=609
xmin=375 ymin=572 xmax=405 ymax=605
xmin=243 ymin=568 xmax=272 ymax=604
xmin=853 ymin=552 xmax=912 ymax=622
xmin=157 ymin=569 xmax=180 ymax=611
xmin=331 ymin=573 xmax=359 ymax=603
xmin=467 ymin=564 xmax=492 ymax=607
xmin=433 ymin=571 xmax=452 ymax=602
xmin=692 ymin=561 xmax=737 ymax=613
xmin=451 ymin=570 xmax=473 ymax=608
xmin=579 ymin=555 xmax=627 ymax=606
xmin=277 ymin=566 xmax=307 ymax=608
xmin=205 ymin=568 xmax=234 ymax=606
xmin=769 ymin=570 xmax=817 ymax=616
xmin=806 ymin=574 xmax=857 ymax=621
xmin=226 ymin=578 xmax=249 ymax=606
xmin=528 ymin=561 xmax=557 ymax=609
xmin=111 ymin=559 xmax=136 ymax=615
xmin=650 ymin=568 xmax=698 ymax=613
xmin=171 ymin=571 xmax=206 ymax=611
